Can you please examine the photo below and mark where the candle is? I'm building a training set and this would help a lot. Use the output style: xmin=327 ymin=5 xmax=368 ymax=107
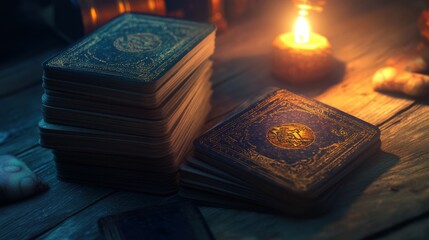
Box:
xmin=272 ymin=13 xmax=332 ymax=84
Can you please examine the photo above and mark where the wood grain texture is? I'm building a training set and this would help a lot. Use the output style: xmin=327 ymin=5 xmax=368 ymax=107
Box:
xmin=35 ymin=1 xmax=429 ymax=239
xmin=0 ymin=86 xmax=113 ymax=240
xmin=376 ymin=214 xmax=429 ymax=240
xmin=0 ymin=49 xmax=60 ymax=98
xmin=0 ymin=0 xmax=428 ymax=239
xmin=207 ymin=0 xmax=422 ymax=130
xmin=0 ymin=86 xmax=43 ymax=155
xmin=37 ymin=192 xmax=180 ymax=240
xmin=0 ymin=147 xmax=113 ymax=240
xmin=199 ymin=104 xmax=429 ymax=240
xmin=35 ymin=105 xmax=429 ymax=240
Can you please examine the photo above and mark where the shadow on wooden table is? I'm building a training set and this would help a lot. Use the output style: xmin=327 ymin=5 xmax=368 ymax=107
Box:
xmin=273 ymin=58 xmax=347 ymax=98
xmin=254 ymin=149 xmax=399 ymax=220
xmin=209 ymin=51 xmax=399 ymax=219
xmin=375 ymin=91 xmax=429 ymax=105
xmin=330 ymin=150 xmax=400 ymax=217
xmin=208 ymin=54 xmax=346 ymax=129
xmin=200 ymin=151 xmax=401 ymax=240
xmin=212 ymin=54 xmax=346 ymax=100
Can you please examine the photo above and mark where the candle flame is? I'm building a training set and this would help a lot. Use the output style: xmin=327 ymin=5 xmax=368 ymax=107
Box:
xmin=294 ymin=15 xmax=310 ymax=44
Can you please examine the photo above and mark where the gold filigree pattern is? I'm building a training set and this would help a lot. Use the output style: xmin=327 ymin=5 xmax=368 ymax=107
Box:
xmin=267 ymin=124 xmax=315 ymax=149
xmin=113 ymin=33 xmax=162 ymax=53
xmin=196 ymin=90 xmax=380 ymax=193
xmin=45 ymin=14 xmax=214 ymax=83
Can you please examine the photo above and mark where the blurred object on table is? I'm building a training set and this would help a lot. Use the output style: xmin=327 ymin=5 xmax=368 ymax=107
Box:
xmin=224 ymin=0 xmax=260 ymax=23
xmin=53 ymin=0 xmax=166 ymax=41
xmin=292 ymin=0 xmax=326 ymax=13
xmin=0 ymin=0 xmax=271 ymax=60
xmin=0 ymin=0 xmax=63 ymax=64
xmin=52 ymin=0 xmax=270 ymax=41
xmin=181 ymin=0 xmax=228 ymax=31
xmin=0 ymin=155 xmax=49 ymax=205
xmin=419 ymin=0 xmax=429 ymax=43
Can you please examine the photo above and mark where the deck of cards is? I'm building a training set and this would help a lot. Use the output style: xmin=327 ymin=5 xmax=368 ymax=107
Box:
xmin=39 ymin=13 xmax=215 ymax=194
xmin=179 ymin=89 xmax=381 ymax=216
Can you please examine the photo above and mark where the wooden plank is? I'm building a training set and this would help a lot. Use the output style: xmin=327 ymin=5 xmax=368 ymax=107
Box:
xmin=1 ymin=1 xmax=427 ymax=239
xmin=313 ymin=0 xmax=422 ymax=124
xmin=0 ymin=146 xmax=113 ymax=240
xmin=0 ymin=86 xmax=43 ymax=155
xmin=0 ymin=85 xmax=115 ymax=240
xmin=0 ymin=49 xmax=60 ymax=98
xmin=376 ymin=214 xmax=429 ymax=240
xmin=35 ymin=103 xmax=429 ymax=240
xmin=198 ymin=104 xmax=429 ymax=240
xmin=35 ymin=2 xmax=429 ymax=236
xmin=208 ymin=0 xmax=421 ymax=127
xmin=37 ymin=192 xmax=180 ymax=240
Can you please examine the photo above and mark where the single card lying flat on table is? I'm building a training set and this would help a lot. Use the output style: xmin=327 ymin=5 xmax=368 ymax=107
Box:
xmin=180 ymin=89 xmax=381 ymax=216
xmin=98 ymin=201 xmax=214 ymax=240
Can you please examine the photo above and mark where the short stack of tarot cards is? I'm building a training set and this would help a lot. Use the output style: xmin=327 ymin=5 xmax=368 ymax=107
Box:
xmin=179 ymin=89 xmax=381 ymax=216
xmin=39 ymin=13 xmax=216 ymax=194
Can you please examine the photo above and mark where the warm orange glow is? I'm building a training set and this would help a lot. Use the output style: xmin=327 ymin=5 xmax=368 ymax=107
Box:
xmin=148 ymin=0 xmax=156 ymax=11
xmin=294 ymin=15 xmax=310 ymax=44
xmin=118 ymin=2 xmax=125 ymax=13
xmin=279 ymin=32 xmax=329 ymax=51
xmin=90 ymin=7 xmax=97 ymax=23
xmin=298 ymin=9 xmax=308 ymax=16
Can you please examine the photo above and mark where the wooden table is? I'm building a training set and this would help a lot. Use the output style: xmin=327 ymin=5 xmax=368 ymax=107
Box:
xmin=1 ymin=0 xmax=428 ymax=239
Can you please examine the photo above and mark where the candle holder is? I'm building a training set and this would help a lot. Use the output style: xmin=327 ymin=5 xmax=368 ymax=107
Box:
xmin=272 ymin=32 xmax=333 ymax=84
xmin=272 ymin=2 xmax=333 ymax=85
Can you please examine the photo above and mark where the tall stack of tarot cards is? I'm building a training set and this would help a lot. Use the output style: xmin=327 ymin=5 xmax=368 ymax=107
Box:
xmin=39 ymin=13 xmax=215 ymax=194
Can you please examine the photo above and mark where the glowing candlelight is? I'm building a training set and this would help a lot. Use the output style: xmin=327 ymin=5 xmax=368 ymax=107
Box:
xmin=294 ymin=15 xmax=310 ymax=44
xmin=271 ymin=12 xmax=333 ymax=84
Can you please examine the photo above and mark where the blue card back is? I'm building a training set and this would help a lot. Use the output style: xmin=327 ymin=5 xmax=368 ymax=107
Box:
xmin=194 ymin=89 xmax=380 ymax=196
xmin=44 ymin=13 xmax=215 ymax=86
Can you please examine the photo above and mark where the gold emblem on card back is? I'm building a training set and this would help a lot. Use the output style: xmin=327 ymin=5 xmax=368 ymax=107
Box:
xmin=267 ymin=123 xmax=315 ymax=149
xmin=113 ymin=33 xmax=162 ymax=53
